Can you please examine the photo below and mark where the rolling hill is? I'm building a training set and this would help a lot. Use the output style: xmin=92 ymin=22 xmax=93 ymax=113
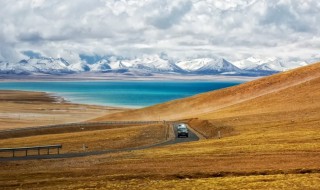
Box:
xmin=93 ymin=62 xmax=320 ymax=122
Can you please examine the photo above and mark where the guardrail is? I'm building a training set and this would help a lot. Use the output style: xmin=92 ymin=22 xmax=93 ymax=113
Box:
xmin=0 ymin=144 xmax=62 ymax=157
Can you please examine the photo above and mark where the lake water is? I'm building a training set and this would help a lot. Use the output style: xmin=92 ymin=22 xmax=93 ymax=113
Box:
xmin=0 ymin=81 xmax=242 ymax=108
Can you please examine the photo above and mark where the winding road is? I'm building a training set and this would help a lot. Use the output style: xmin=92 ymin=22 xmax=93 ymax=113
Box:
xmin=0 ymin=122 xmax=200 ymax=161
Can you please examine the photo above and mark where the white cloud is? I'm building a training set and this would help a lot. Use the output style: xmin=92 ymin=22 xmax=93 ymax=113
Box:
xmin=146 ymin=0 xmax=192 ymax=29
xmin=0 ymin=0 xmax=319 ymax=64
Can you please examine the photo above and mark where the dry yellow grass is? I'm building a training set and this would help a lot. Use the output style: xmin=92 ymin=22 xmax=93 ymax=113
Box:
xmin=2 ymin=173 xmax=320 ymax=189
xmin=0 ymin=124 xmax=167 ymax=156
xmin=51 ymin=174 xmax=320 ymax=190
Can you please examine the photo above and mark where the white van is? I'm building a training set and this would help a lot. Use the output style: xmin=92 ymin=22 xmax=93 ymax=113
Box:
xmin=177 ymin=123 xmax=189 ymax=138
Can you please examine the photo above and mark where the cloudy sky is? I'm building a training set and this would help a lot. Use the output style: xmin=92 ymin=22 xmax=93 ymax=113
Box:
xmin=0 ymin=0 xmax=319 ymax=63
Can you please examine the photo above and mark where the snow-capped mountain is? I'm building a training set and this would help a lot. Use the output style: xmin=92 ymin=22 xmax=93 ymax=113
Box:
xmin=176 ymin=58 xmax=241 ymax=74
xmin=249 ymin=59 xmax=309 ymax=72
xmin=176 ymin=58 xmax=212 ymax=72
xmin=306 ymin=57 xmax=320 ymax=64
xmin=89 ymin=59 xmax=111 ymax=72
xmin=0 ymin=61 xmax=27 ymax=74
xmin=68 ymin=62 xmax=90 ymax=72
xmin=0 ymin=57 xmax=73 ymax=74
xmin=233 ymin=57 xmax=276 ymax=70
xmin=109 ymin=55 xmax=182 ymax=73
xmin=232 ymin=57 xmax=311 ymax=75
xmin=250 ymin=59 xmax=287 ymax=72
xmin=279 ymin=60 xmax=308 ymax=70
xmin=0 ymin=55 xmax=315 ymax=76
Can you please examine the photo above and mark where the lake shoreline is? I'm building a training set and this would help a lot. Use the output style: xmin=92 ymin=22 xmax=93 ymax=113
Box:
xmin=0 ymin=90 xmax=130 ymax=130
xmin=0 ymin=80 xmax=243 ymax=108
xmin=0 ymin=89 xmax=129 ymax=109
xmin=0 ymin=89 xmax=132 ymax=110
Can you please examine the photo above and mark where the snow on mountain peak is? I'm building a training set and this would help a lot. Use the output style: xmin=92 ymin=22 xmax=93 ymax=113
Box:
xmin=68 ymin=62 xmax=90 ymax=72
xmin=253 ymin=59 xmax=286 ymax=72
xmin=107 ymin=55 xmax=181 ymax=73
xmin=0 ymin=54 xmax=314 ymax=76
xmin=176 ymin=57 xmax=240 ymax=74
xmin=89 ymin=59 xmax=111 ymax=72
xmin=246 ymin=57 xmax=260 ymax=62
xmin=176 ymin=58 xmax=213 ymax=71
xmin=0 ymin=57 xmax=73 ymax=74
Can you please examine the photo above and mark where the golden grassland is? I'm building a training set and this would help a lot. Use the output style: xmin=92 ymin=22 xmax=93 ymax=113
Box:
xmin=188 ymin=73 xmax=320 ymax=138
xmin=1 ymin=63 xmax=320 ymax=189
xmin=0 ymin=124 xmax=167 ymax=156
xmin=34 ymin=174 xmax=320 ymax=190
xmin=2 ymin=173 xmax=320 ymax=190
xmin=0 ymin=90 xmax=128 ymax=130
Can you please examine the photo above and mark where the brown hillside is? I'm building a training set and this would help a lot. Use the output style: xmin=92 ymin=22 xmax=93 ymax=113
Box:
xmin=189 ymin=71 xmax=320 ymax=138
xmin=93 ymin=62 xmax=320 ymax=122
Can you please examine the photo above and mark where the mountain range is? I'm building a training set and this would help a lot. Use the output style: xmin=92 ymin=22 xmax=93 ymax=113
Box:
xmin=0 ymin=55 xmax=315 ymax=77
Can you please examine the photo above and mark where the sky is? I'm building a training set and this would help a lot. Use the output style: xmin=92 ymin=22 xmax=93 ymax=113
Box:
xmin=0 ymin=0 xmax=319 ymax=64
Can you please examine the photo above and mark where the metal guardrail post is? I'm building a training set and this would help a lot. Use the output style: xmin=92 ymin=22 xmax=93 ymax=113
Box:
xmin=1 ymin=145 xmax=63 ymax=157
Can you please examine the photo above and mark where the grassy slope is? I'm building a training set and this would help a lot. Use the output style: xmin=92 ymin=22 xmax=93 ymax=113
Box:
xmin=189 ymin=70 xmax=320 ymax=138
xmin=0 ymin=124 xmax=167 ymax=156
xmin=93 ymin=62 xmax=320 ymax=121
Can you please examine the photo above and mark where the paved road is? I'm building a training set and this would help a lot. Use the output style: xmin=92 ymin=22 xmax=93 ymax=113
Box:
xmin=0 ymin=122 xmax=199 ymax=161
xmin=159 ymin=123 xmax=199 ymax=146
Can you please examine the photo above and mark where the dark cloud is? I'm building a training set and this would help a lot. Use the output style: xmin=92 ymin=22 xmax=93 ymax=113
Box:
xmin=18 ymin=31 xmax=44 ymax=42
xmin=148 ymin=1 xmax=192 ymax=29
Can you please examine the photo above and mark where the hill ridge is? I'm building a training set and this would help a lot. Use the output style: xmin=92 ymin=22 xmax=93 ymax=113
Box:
xmin=92 ymin=62 xmax=320 ymax=121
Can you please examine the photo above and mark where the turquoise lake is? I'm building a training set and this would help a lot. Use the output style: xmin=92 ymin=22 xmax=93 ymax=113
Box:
xmin=0 ymin=81 xmax=242 ymax=108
